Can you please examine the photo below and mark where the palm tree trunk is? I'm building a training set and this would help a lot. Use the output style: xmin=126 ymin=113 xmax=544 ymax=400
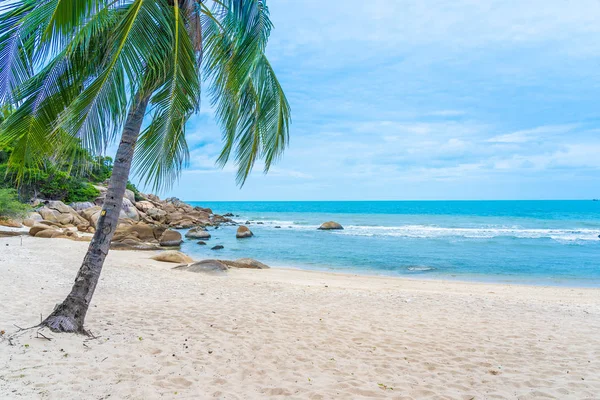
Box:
xmin=41 ymin=92 xmax=150 ymax=333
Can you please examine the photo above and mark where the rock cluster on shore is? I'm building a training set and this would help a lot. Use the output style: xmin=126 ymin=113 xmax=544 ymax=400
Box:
xmin=9 ymin=189 xmax=234 ymax=250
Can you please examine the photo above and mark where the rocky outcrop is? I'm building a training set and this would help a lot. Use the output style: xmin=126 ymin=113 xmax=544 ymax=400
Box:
xmin=318 ymin=221 xmax=344 ymax=230
xmin=185 ymin=227 xmax=211 ymax=240
xmin=236 ymin=225 xmax=253 ymax=239
xmin=151 ymin=251 xmax=194 ymax=264
xmin=20 ymin=189 xmax=234 ymax=249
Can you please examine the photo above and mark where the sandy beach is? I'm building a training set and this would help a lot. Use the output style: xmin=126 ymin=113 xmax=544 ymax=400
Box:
xmin=1 ymin=235 xmax=599 ymax=399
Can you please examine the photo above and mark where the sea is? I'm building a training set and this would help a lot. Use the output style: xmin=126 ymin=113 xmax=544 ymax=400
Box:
xmin=181 ymin=200 xmax=600 ymax=287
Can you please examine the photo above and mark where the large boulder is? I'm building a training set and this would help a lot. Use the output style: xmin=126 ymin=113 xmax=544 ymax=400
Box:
xmin=151 ymin=251 xmax=194 ymax=264
xmin=29 ymin=224 xmax=55 ymax=236
xmin=35 ymin=229 xmax=66 ymax=239
xmin=37 ymin=207 xmax=61 ymax=223
xmin=135 ymin=201 xmax=155 ymax=213
xmin=110 ymin=238 xmax=161 ymax=251
xmin=234 ymin=258 xmax=271 ymax=269
xmin=124 ymin=189 xmax=136 ymax=204
xmin=173 ymin=260 xmax=228 ymax=275
xmin=46 ymin=200 xmax=72 ymax=214
xmin=121 ymin=198 xmax=140 ymax=221
xmin=185 ymin=227 xmax=211 ymax=240
xmin=146 ymin=208 xmax=167 ymax=222
xmin=159 ymin=229 xmax=182 ymax=246
xmin=70 ymin=202 xmax=95 ymax=211
xmin=318 ymin=221 xmax=344 ymax=230
xmin=80 ymin=206 xmax=103 ymax=226
xmin=0 ymin=218 xmax=22 ymax=228
xmin=236 ymin=225 xmax=253 ymax=239
xmin=22 ymin=218 xmax=36 ymax=227
xmin=113 ymin=222 xmax=157 ymax=242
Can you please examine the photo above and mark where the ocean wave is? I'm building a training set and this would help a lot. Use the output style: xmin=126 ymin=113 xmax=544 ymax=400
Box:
xmin=234 ymin=220 xmax=599 ymax=241
xmin=407 ymin=266 xmax=436 ymax=272
xmin=333 ymin=225 xmax=599 ymax=241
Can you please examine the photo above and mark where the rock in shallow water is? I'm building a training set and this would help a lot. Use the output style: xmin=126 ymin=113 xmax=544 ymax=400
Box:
xmin=211 ymin=245 xmax=224 ymax=250
xmin=318 ymin=221 xmax=344 ymax=230
xmin=236 ymin=225 xmax=253 ymax=239
xmin=185 ymin=227 xmax=211 ymax=239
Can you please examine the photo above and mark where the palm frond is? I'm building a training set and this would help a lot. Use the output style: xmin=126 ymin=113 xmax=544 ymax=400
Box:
xmin=204 ymin=0 xmax=290 ymax=185
xmin=133 ymin=0 xmax=200 ymax=191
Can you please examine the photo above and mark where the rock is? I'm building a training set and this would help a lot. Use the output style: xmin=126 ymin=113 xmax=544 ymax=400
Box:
xmin=223 ymin=213 xmax=234 ymax=217
xmin=0 ymin=218 xmax=22 ymax=228
xmin=70 ymin=202 xmax=95 ymax=211
xmin=29 ymin=224 xmax=54 ymax=236
xmin=222 ymin=258 xmax=270 ymax=269
xmin=124 ymin=189 xmax=136 ymax=204
xmin=146 ymin=208 xmax=167 ymax=222
xmin=197 ymin=241 xmax=207 ymax=245
xmin=245 ymin=221 xmax=251 ymax=224
xmin=80 ymin=206 xmax=103 ymax=226
xmin=211 ymin=245 xmax=224 ymax=250
xmin=114 ymin=222 xmax=156 ymax=242
xmin=185 ymin=227 xmax=211 ymax=240
xmin=0 ymin=231 xmax=27 ymax=238
xmin=46 ymin=200 xmax=72 ymax=214
xmin=121 ymin=198 xmax=140 ymax=221
xmin=274 ymin=225 xmax=281 ymax=229
xmin=151 ymin=251 xmax=194 ymax=264
xmin=159 ymin=230 xmax=182 ymax=246
xmin=135 ymin=201 xmax=155 ymax=213
xmin=22 ymin=219 xmax=36 ymax=227
xmin=35 ymin=229 xmax=65 ymax=239
xmin=173 ymin=260 xmax=228 ymax=275
xmin=318 ymin=221 xmax=343 ymax=230
xmin=28 ymin=212 xmax=43 ymax=223
xmin=171 ymin=219 xmax=196 ymax=229
xmin=37 ymin=207 xmax=61 ymax=222
xmin=236 ymin=225 xmax=253 ymax=239
xmin=256 ymin=222 xmax=264 ymax=225
xmin=110 ymin=239 xmax=161 ymax=251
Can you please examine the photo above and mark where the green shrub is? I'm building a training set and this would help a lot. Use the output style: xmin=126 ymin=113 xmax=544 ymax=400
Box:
xmin=64 ymin=182 xmax=100 ymax=203
xmin=0 ymin=188 xmax=30 ymax=219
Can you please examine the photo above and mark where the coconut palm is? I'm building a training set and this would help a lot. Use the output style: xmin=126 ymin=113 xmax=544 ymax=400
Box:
xmin=0 ymin=0 xmax=290 ymax=333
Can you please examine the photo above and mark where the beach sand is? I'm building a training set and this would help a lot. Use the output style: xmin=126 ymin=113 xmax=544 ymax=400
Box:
xmin=1 ymin=235 xmax=599 ymax=399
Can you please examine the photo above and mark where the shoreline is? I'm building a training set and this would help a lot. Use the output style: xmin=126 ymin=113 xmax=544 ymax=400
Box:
xmin=264 ymin=263 xmax=600 ymax=289
xmin=1 ymin=236 xmax=599 ymax=399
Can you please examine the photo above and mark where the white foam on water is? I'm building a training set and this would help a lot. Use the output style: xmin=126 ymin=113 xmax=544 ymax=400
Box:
xmin=235 ymin=220 xmax=599 ymax=242
xmin=333 ymin=225 xmax=599 ymax=242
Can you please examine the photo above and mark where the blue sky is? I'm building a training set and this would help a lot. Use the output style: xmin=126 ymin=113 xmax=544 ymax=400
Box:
xmin=150 ymin=0 xmax=600 ymax=201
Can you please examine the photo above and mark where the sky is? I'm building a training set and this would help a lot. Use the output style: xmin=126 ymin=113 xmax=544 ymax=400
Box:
xmin=146 ymin=0 xmax=600 ymax=201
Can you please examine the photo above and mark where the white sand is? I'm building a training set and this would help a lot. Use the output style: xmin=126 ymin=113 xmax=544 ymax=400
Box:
xmin=1 ymin=235 xmax=599 ymax=399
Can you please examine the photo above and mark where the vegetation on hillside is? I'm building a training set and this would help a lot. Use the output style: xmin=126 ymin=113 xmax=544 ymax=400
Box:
xmin=0 ymin=188 xmax=30 ymax=219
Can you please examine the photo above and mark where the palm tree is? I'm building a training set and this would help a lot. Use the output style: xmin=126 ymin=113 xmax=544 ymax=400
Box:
xmin=0 ymin=0 xmax=290 ymax=333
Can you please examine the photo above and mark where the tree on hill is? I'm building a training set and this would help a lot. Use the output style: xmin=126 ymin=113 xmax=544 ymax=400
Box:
xmin=0 ymin=0 xmax=290 ymax=333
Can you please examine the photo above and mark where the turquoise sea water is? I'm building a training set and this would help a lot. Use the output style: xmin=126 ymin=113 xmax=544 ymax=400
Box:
xmin=182 ymin=201 xmax=600 ymax=287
